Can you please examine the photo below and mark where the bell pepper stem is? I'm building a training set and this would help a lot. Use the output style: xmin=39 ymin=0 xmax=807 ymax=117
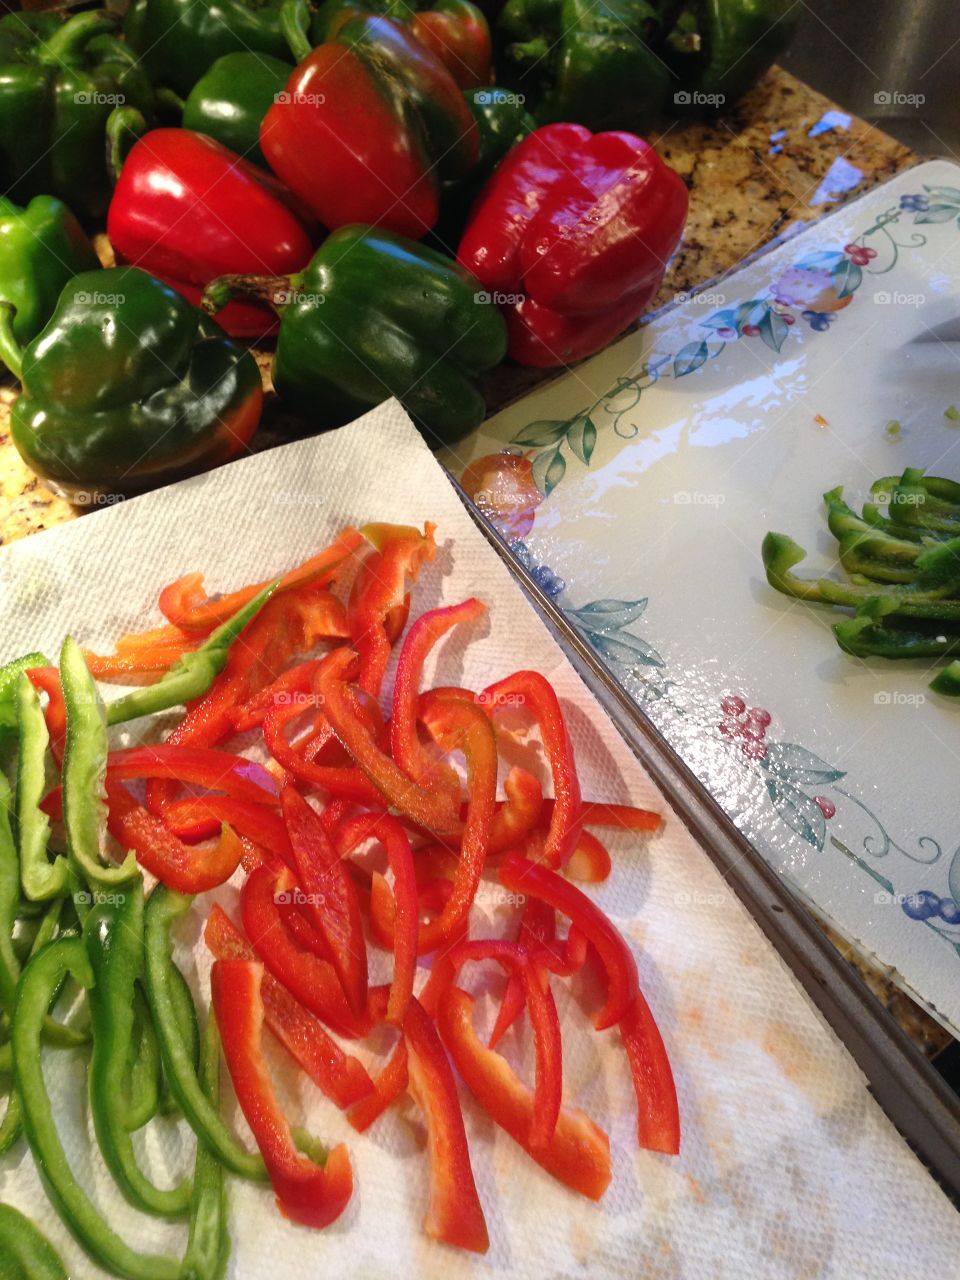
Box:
xmin=0 ymin=303 xmax=23 ymax=381
xmin=36 ymin=10 xmax=119 ymax=65
xmin=281 ymin=0 xmax=313 ymax=62
xmin=107 ymin=107 xmax=148 ymax=183
xmin=509 ymin=36 xmax=550 ymax=64
xmin=202 ymin=273 xmax=295 ymax=318
xmin=154 ymin=87 xmax=186 ymax=116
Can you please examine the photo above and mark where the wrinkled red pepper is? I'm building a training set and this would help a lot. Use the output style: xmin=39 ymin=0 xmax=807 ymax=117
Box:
xmin=403 ymin=995 xmax=488 ymax=1254
xmin=108 ymin=129 xmax=315 ymax=338
xmin=204 ymin=906 xmax=374 ymax=1109
xmin=479 ymin=670 xmax=582 ymax=868
xmin=458 ymin=124 xmax=688 ymax=366
xmin=211 ymin=959 xmax=354 ymax=1227
xmin=437 ymin=986 xmax=611 ymax=1200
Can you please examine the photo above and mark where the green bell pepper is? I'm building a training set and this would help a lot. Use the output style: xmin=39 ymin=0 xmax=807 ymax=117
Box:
xmin=0 ymin=196 xmax=99 ymax=376
xmin=930 ymin=660 xmax=960 ymax=697
xmin=7 ymin=267 xmax=264 ymax=503
xmin=0 ymin=11 xmax=155 ymax=221
xmin=16 ymin=674 xmax=69 ymax=903
xmin=84 ymin=878 xmax=193 ymax=1218
xmin=180 ymin=1017 xmax=232 ymax=1280
xmin=834 ymin=597 xmax=960 ymax=661
xmin=0 ymin=1204 xmax=68 ymax=1280
xmin=125 ymin=0 xmax=293 ymax=97
xmin=12 ymin=937 xmax=183 ymax=1280
xmin=124 ymin=984 xmax=163 ymax=1131
xmin=182 ymin=51 xmax=292 ymax=166
xmin=0 ymin=651 xmax=48 ymax=768
xmin=665 ymin=0 xmax=800 ymax=109
xmin=204 ymin=224 xmax=507 ymax=446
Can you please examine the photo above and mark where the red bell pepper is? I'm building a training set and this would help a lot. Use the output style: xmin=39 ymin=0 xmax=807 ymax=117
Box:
xmin=108 ymin=129 xmax=315 ymax=338
xmin=437 ymin=986 xmax=611 ymax=1200
xmin=565 ymin=829 xmax=612 ymax=883
xmin=105 ymin=778 xmax=244 ymax=892
xmin=107 ymin=745 xmax=278 ymax=804
xmin=402 ymin=995 xmax=488 ymax=1254
xmin=349 ymin=522 xmax=437 ymax=696
xmin=620 ymin=991 xmax=680 ymax=1156
xmin=498 ymin=853 xmax=637 ymax=1029
xmin=162 ymin=795 xmax=293 ymax=862
xmin=391 ymin=597 xmax=486 ymax=796
xmin=315 ymin=648 xmax=461 ymax=836
xmin=336 ymin=812 xmax=418 ymax=1025
xmin=25 ymin=667 xmax=67 ymax=766
xmin=204 ymin=906 xmax=374 ymax=1109
xmin=240 ymin=863 xmax=372 ymax=1038
xmin=480 ymin=670 xmax=582 ymax=869
xmin=488 ymin=896 xmax=555 ymax=1049
xmin=409 ymin=0 xmax=492 ymax=89
xmin=281 ymin=785 xmax=368 ymax=1016
xmin=580 ymin=801 xmax=663 ymax=833
xmin=457 ymin=124 xmax=688 ymax=367
xmin=260 ymin=16 xmax=478 ymax=238
xmin=211 ymin=959 xmax=354 ymax=1228
xmin=231 ymin=659 xmax=323 ymax=732
xmin=451 ymin=939 xmax=561 ymax=1150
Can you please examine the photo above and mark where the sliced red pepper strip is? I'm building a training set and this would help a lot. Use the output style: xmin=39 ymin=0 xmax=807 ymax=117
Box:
xmin=107 ymin=745 xmax=278 ymax=804
xmin=160 ymin=529 xmax=362 ymax=632
xmin=391 ymin=597 xmax=486 ymax=797
xmin=281 ymin=785 xmax=368 ymax=1016
xmin=315 ymin=648 xmax=461 ymax=836
xmin=479 ymin=671 xmax=582 ymax=868
xmin=262 ymin=691 xmax=383 ymax=805
xmin=240 ymin=863 xmax=371 ymax=1038
xmin=437 ymin=986 xmax=611 ymax=1201
xmin=403 ymin=995 xmax=488 ymax=1254
xmin=451 ymin=939 xmax=562 ymax=1150
xmin=25 ymin=667 xmax=66 ymax=766
xmin=348 ymin=522 xmax=437 ymax=696
xmin=163 ymin=796 xmax=293 ymax=864
xmin=347 ymin=1038 xmax=407 ymax=1133
xmin=540 ymin=798 xmax=663 ymax=835
xmin=498 ymin=853 xmax=638 ymax=1029
xmin=204 ymin=906 xmax=373 ymax=1109
xmin=84 ymin=639 xmax=202 ymax=683
xmin=279 ymin=898 xmax=332 ymax=960
xmin=115 ymin=621 xmax=197 ymax=653
xmin=488 ymin=767 xmax=543 ymax=854
xmin=336 ymin=812 xmax=418 ymax=1025
xmin=105 ymin=779 xmax=243 ymax=893
xmin=546 ymin=924 xmax=589 ymax=979
xmin=489 ymin=897 xmax=555 ymax=1049
xmin=211 ymin=959 xmax=354 ymax=1228
xmin=231 ymin=659 xmax=320 ymax=732
xmin=620 ymin=990 xmax=680 ymax=1156
xmin=566 ymin=830 xmax=612 ymax=883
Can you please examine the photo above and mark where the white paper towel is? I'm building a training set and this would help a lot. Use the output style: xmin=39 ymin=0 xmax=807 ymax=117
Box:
xmin=0 ymin=402 xmax=957 ymax=1279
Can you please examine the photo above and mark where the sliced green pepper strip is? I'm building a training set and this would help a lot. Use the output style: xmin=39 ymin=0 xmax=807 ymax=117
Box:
xmin=0 ymin=775 xmax=22 ymax=1014
xmin=836 ymin=530 xmax=921 ymax=583
xmin=930 ymin=660 xmax=960 ymax=697
xmin=0 ymin=1084 xmax=22 ymax=1154
xmin=180 ymin=1016 xmax=231 ymax=1280
xmin=106 ymin=580 xmax=280 ymax=726
xmin=834 ymin=597 xmax=960 ymax=659
xmin=860 ymin=501 xmax=944 ymax=542
xmin=60 ymin=637 xmax=138 ymax=887
xmin=124 ymin=984 xmax=162 ymax=1131
xmin=16 ymin=676 xmax=68 ymax=903
xmin=0 ymin=650 xmax=48 ymax=766
xmin=143 ymin=886 xmax=266 ymax=1181
xmin=0 ymin=1203 xmax=67 ymax=1279
xmin=12 ymin=938 xmax=182 ymax=1280
xmin=85 ymin=879 xmax=193 ymax=1217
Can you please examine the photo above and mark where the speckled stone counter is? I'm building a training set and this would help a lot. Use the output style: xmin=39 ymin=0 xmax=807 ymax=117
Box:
xmin=1 ymin=66 xmax=947 ymax=1058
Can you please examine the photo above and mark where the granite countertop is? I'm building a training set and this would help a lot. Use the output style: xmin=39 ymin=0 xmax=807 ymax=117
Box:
xmin=2 ymin=66 xmax=949 ymax=1059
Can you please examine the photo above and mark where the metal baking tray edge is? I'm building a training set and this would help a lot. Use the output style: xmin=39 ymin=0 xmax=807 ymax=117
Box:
xmin=451 ymin=482 xmax=960 ymax=1203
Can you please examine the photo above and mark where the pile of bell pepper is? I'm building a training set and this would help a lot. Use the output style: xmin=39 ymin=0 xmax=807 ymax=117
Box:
xmin=0 ymin=520 xmax=676 ymax=1271
xmin=763 ymin=468 xmax=960 ymax=698
xmin=0 ymin=0 xmax=797 ymax=499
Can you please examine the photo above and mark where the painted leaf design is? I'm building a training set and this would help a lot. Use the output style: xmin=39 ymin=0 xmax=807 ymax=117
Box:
xmin=532 ymin=447 xmax=566 ymax=496
xmin=570 ymin=599 xmax=648 ymax=632
xmin=701 ymin=308 xmax=739 ymax=332
xmin=948 ymin=844 xmax=960 ymax=908
xmin=734 ymin=299 xmax=766 ymax=331
xmin=674 ymin=340 xmax=709 ymax=378
xmin=759 ymin=308 xmax=789 ymax=353
xmin=512 ymin=419 xmax=570 ymax=447
xmin=922 ymin=185 xmax=960 ymax=202
xmin=765 ymin=778 xmax=826 ymax=850
xmin=587 ymin=630 xmax=665 ymax=669
xmin=795 ymin=250 xmax=844 ymax=269
xmin=567 ymin=415 xmax=598 ymax=466
xmin=832 ymin=257 xmax=862 ymax=298
xmin=762 ymin=742 xmax=846 ymax=785
xmin=913 ymin=205 xmax=958 ymax=224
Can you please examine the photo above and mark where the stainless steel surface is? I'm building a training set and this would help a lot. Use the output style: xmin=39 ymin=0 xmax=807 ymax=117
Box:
xmin=451 ymin=481 xmax=960 ymax=1203
xmin=780 ymin=0 xmax=960 ymax=156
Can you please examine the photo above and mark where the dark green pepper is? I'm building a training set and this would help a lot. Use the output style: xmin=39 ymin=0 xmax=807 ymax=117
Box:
xmin=0 ymin=651 xmax=48 ymax=767
xmin=6 ymin=267 xmax=264 ymax=503
xmin=84 ymin=879 xmax=193 ymax=1217
xmin=16 ymin=673 xmax=70 ymax=905
xmin=0 ymin=11 xmax=155 ymax=221
xmin=834 ymin=598 xmax=960 ymax=661
xmin=0 ymin=1204 xmax=68 ymax=1280
xmin=0 ymin=196 xmax=99 ymax=376
xmin=125 ymin=0 xmax=293 ymax=97
xmin=664 ymin=0 xmax=799 ymax=110
xmin=204 ymin=225 xmax=507 ymax=446
xmin=182 ymin=51 xmax=292 ymax=166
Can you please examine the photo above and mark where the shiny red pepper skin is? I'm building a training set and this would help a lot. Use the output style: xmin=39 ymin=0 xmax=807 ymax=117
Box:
xmin=260 ymin=15 xmax=478 ymax=238
xmin=108 ymin=129 xmax=314 ymax=338
xmin=458 ymin=123 xmax=688 ymax=366
xmin=211 ymin=959 xmax=354 ymax=1228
